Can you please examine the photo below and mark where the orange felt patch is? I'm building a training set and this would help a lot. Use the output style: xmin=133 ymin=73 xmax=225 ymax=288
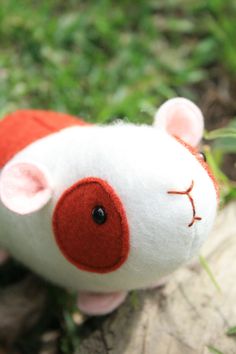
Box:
xmin=0 ymin=110 xmax=88 ymax=168
xmin=174 ymin=136 xmax=220 ymax=201
xmin=52 ymin=177 xmax=130 ymax=274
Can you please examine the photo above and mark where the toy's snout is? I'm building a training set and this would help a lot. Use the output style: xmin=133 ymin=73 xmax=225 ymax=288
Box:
xmin=52 ymin=177 xmax=130 ymax=274
xmin=168 ymin=180 xmax=202 ymax=228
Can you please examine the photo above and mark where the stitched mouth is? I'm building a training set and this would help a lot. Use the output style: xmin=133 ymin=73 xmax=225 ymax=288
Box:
xmin=168 ymin=180 xmax=202 ymax=228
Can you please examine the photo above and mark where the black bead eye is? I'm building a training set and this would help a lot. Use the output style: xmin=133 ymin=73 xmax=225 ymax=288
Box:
xmin=92 ymin=206 xmax=107 ymax=225
xmin=199 ymin=151 xmax=207 ymax=162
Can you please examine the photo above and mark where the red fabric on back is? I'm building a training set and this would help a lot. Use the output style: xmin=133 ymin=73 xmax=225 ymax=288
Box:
xmin=0 ymin=110 xmax=88 ymax=168
xmin=52 ymin=177 xmax=130 ymax=274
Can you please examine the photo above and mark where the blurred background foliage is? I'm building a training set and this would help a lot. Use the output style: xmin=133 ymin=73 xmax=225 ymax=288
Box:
xmin=0 ymin=0 xmax=236 ymax=353
xmin=0 ymin=0 xmax=235 ymax=122
xmin=0 ymin=0 xmax=236 ymax=203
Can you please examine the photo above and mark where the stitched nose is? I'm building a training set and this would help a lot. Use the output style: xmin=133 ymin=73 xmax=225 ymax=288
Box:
xmin=167 ymin=180 xmax=202 ymax=227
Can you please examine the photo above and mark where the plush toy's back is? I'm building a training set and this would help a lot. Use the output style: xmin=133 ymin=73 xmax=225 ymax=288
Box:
xmin=0 ymin=110 xmax=87 ymax=168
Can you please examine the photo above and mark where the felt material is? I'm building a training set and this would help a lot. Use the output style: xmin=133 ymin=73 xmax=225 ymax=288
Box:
xmin=0 ymin=162 xmax=53 ymax=215
xmin=77 ymin=291 xmax=128 ymax=315
xmin=0 ymin=99 xmax=218 ymax=295
xmin=53 ymin=177 xmax=130 ymax=273
xmin=174 ymin=136 xmax=220 ymax=200
xmin=0 ymin=123 xmax=218 ymax=293
xmin=154 ymin=97 xmax=204 ymax=147
xmin=0 ymin=110 xmax=87 ymax=168
xmin=168 ymin=180 xmax=202 ymax=227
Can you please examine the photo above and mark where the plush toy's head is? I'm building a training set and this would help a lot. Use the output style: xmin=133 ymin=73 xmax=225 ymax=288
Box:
xmin=0 ymin=98 xmax=218 ymax=292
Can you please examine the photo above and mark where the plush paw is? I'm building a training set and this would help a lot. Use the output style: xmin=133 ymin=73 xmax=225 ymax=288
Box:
xmin=77 ymin=291 xmax=128 ymax=316
xmin=0 ymin=250 xmax=9 ymax=265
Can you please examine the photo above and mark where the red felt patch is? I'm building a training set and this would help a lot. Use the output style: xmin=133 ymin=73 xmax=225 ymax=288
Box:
xmin=52 ymin=178 xmax=130 ymax=274
xmin=174 ymin=136 xmax=220 ymax=201
xmin=0 ymin=110 xmax=88 ymax=168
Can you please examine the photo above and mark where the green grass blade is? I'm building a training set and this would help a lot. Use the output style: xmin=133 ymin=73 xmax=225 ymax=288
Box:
xmin=199 ymin=255 xmax=221 ymax=292
xmin=207 ymin=346 xmax=225 ymax=354
xmin=226 ymin=326 xmax=236 ymax=336
xmin=205 ymin=128 xmax=236 ymax=140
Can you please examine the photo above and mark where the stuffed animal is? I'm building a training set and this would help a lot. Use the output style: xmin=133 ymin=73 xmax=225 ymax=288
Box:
xmin=0 ymin=98 xmax=218 ymax=315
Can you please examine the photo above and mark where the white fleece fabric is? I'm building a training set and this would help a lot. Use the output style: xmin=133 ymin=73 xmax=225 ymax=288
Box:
xmin=0 ymin=123 xmax=218 ymax=292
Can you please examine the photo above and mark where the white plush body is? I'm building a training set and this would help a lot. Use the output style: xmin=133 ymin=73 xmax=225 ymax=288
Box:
xmin=0 ymin=122 xmax=217 ymax=293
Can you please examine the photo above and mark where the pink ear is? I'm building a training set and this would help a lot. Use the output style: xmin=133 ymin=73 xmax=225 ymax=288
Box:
xmin=0 ymin=162 xmax=53 ymax=215
xmin=154 ymin=98 xmax=204 ymax=146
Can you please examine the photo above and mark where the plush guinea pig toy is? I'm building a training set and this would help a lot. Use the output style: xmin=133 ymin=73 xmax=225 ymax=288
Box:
xmin=0 ymin=98 xmax=218 ymax=315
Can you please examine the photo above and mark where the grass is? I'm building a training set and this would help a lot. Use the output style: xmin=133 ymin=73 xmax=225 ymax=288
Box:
xmin=207 ymin=346 xmax=225 ymax=354
xmin=199 ymin=255 xmax=221 ymax=292
xmin=0 ymin=0 xmax=236 ymax=353
xmin=0 ymin=0 xmax=236 ymax=123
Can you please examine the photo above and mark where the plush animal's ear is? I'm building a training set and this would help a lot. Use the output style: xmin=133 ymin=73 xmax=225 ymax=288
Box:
xmin=0 ymin=162 xmax=53 ymax=215
xmin=154 ymin=97 xmax=204 ymax=147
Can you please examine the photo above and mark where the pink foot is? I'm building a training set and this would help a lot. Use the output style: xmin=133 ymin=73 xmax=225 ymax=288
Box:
xmin=0 ymin=250 xmax=9 ymax=265
xmin=77 ymin=291 xmax=128 ymax=316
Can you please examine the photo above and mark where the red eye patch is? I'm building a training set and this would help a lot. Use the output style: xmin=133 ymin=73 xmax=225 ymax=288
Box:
xmin=52 ymin=178 xmax=130 ymax=274
xmin=174 ymin=136 xmax=220 ymax=201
